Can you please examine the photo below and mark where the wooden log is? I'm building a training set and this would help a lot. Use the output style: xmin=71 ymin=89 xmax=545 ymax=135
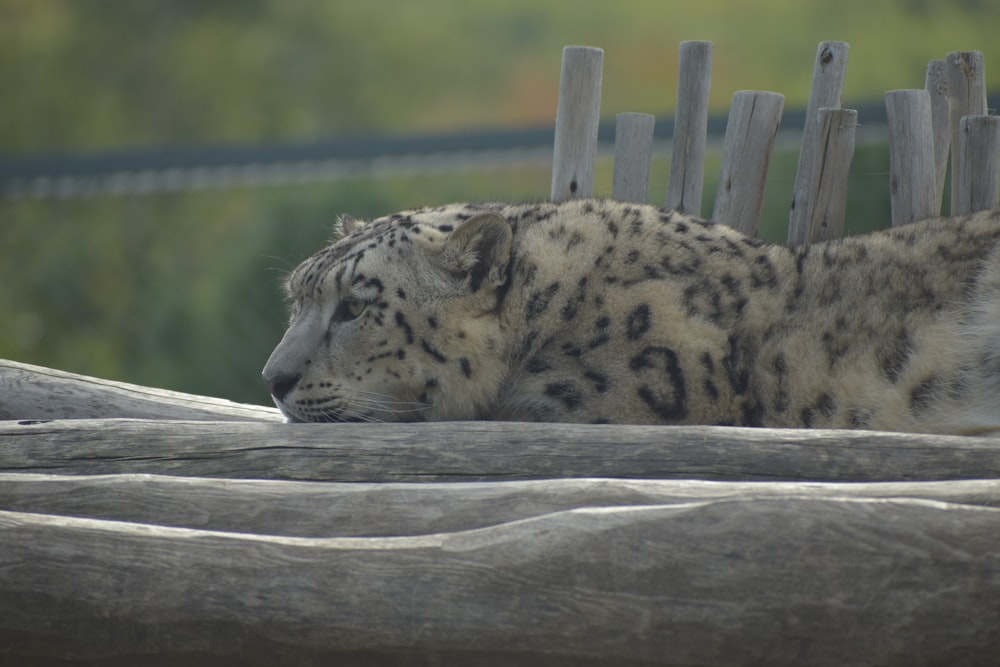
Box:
xmin=665 ymin=40 xmax=712 ymax=215
xmin=885 ymin=89 xmax=938 ymax=226
xmin=2 ymin=496 xmax=998 ymax=665
xmin=611 ymin=112 xmax=655 ymax=203
xmin=797 ymin=107 xmax=857 ymax=242
xmin=711 ymin=90 xmax=784 ymax=236
xmin=0 ymin=358 xmax=282 ymax=422
xmin=953 ymin=114 xmax=1000 ymax=215
xmin=550 ymin=46 xmax=603 ymax=202
xmin=3 ymin=472 xmax=999 ymax=537
xmin=925 ymin=58 xmax=950 ymax=211
xmin=3 ymin=418 xmax=1000 ymax=482
xmin=787 ymin=41 xmax=849 ymax=246
xmin=946 ymin=50 xmax=987 ymax=214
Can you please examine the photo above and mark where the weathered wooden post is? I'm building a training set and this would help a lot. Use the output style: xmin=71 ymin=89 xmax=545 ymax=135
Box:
xmin=885 ymin=89 xmax=938 ymax=226
xmin=787 ymin=41 xmax=850 ymax=246
xmin=796 ymin=108 xmax=857 ymax=242
xmin=551 ymin=46 xmax=604 ymax=202
xmin=665 ymin=40 xmax=713 ymax=215
xmin=925 ymin=59 xmax=951 ymax=211
xmin=612 ymin=113 xmax=656 ymax=203
xmin=712 ymin=91 xmax=784 ymax=237
xmin=946 ymin=51 xmax=987 ymax=214
xmin=953 ymin=115 xmax=1000 ymax=215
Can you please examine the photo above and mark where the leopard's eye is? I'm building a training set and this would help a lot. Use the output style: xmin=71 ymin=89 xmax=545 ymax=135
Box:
xmin=336 ymin=298 xmax=367 ymax=322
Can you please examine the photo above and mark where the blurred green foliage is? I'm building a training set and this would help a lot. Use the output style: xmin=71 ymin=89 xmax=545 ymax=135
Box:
xmin=0 ymin=1 xmax=991 ymax=403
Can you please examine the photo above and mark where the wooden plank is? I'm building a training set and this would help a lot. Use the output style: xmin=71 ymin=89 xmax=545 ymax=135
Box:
xmin=885 ymin=89 xmax=938 ymax=226
xmin=0 ymin=358 xmax=282 ymax=422
xmin=787 ymin=41 xmax=849 ymax=246
xmin=925 ymin=58 xmax=950 ymax=212
xmin=953 ymin=114 xmax=1000 ymax=215
xmin=611 ymin=112 xmax=655 ymax=203
xmin=550 ymin=46 xmax=603 ymax=202
xmin=799 ymin=107 xmax=856 ymax=242
xmin=665 ymin=40 xmax=712 ymax=215
xmin=946 ymin=50 xmax=988 ymax=214
xmin=3 ymin=472 xmax=999 ymax=537
xmin=2 ymin=497 xmax=998 ymax=665
xmin=711 ymin=90 xmax=784 ymax=236
xmin=3 ymin=418 xmax=999 ymax=482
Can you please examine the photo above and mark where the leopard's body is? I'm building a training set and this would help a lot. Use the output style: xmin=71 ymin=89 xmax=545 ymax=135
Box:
xmin=263 ymin=199 xmax=1000 ymax=436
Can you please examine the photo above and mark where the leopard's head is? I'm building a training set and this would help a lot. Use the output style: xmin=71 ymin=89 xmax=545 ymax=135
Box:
xmin=262 ymin=207 xmax=512 ymax=422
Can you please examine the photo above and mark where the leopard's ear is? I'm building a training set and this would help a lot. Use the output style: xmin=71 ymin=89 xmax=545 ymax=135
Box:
xmin=335 ymin=214 xmax=363 ymax=238
xmin=441 ymin=213 xmax=512 ymax=292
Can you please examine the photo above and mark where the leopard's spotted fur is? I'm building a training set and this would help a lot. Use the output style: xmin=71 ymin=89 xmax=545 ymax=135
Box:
xmin=263 ymin=199 xmax=1000 ymax=435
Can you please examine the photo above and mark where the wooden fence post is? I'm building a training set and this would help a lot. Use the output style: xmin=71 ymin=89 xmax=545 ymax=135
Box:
xmin=551 ymin=46 xmax=604 ymax=203
xmin=946 ymin=51 xmax=987 ymax=214
xmin=712 ymin=91 xmax=784 ymax=237
xmin=798 ymin=108 xmax=858 ymax=242
xmin=787 ymin=41 xmax=850 ymax=246
xmin=665 ymin=40 xmax=713 ymax=215
xmin=612 ymin=113 xmax=656 ymax=203
xmin=925 ymin=59 xmax=950 ymax=212
xmin=885 ymin=89 xmax=938 ymax=226
xmin=953 ymin=115 xmax=1000 ymax=215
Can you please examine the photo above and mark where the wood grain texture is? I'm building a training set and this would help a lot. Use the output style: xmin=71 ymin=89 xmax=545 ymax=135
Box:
xmin=665 ymin=40 xmax=712 ymax=215
xmin=924 ymin=58 xmax=950 ymax=212
xmin=550 ymin=46 xmax=603 ymax=203
xmin=712 ymin=90 xmax=784 ymax=236
xmin=953 ymin=114 xmax=1000 ymax=215
xmin=787 ymin=41 xmax=849 ymax=246
xmin=3 ymin=472 xmax=999 ymax=537
xmin=2 ymin=496 xmax=998 ymax=665
xmin=611 ymin=112 xmax=655 ymax=203
xmin=946 ymin=50 xmax=988 ymax=214
xmin=800 ymin=107 xmax=856 ymax=242
xmin=885 ymin=89 xmax=938 ymax=226
xmin=3 ymin=418 xmax=1000 ymax=482
xmin=0 ymin=358 xmax=282 ymax=422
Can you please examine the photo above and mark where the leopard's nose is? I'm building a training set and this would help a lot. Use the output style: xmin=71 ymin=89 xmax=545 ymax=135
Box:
xmin=265 ymin=372 xmax=301 ymax=402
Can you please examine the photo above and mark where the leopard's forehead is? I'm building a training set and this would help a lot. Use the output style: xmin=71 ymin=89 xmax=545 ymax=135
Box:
xmin=285 ymin=203 xmax=502 ymax=298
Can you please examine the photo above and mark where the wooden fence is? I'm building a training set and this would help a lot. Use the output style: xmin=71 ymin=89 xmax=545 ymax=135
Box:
xmin=555 ymin=42 xmax=999 ymax=239
xmin=2 ymin=41 xmax=1000 ymax=666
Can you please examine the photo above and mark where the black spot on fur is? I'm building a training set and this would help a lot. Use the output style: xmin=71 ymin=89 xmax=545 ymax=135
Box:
xmin=700 ymin=352 xmax=719 ymax=401
xmin=822 ymin=323 xmax=850 ymax=368
xmin=526 ymin=357 xmax=552 ymax=374
xmin=587 ymin=315 xmax=612 ymax=349
xmin=910 ymin=376 xmax=940 ymax=413
xmin=772 ymin=354 xmax=790 ymax=413
xmin=625 ymin=304 xmax=652 ymax=341
xmin=394 ymin=312 xmax=414 ymax=344
xmin=879 ymin=330 xmax=913 ymax=383
xmin=420 ymin=339 xmax=448 ymax=363
xmin=584 ymin=370 xmax=610 ymax=393
xmin=629 ymin=346 xmax=688 ymax=421
xmin=545 ymin=382 xmax=583 ymax=410
xmin=849 ymin=407 xmax=872 ymax=428
xmin=722 ymin=335 xmax=751 ymax=395
xmin=526 ymin=282 xmax=561 ymax=321
xmin=459 ymin=357 xmax=472 ymax=378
